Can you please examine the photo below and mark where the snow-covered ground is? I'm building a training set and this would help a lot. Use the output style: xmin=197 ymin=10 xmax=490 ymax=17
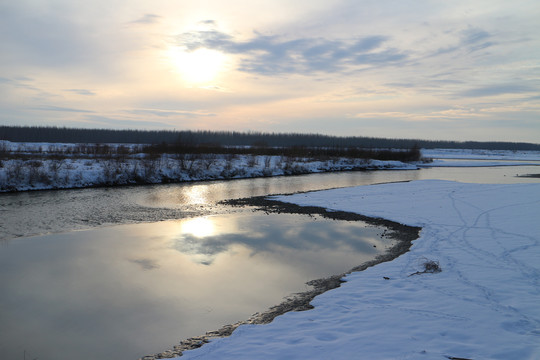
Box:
xmin=422 ymin=148 xmax=540 ymax=161
xmin=420 ymin=148 xmax=540 ymax=168
xmin=173 ymin=180 xmax=540 ymax=360
xmin=421 ymin=148 xmax=540 ymax=167
xmin=419 ymin=159 xmax=536 ymax=167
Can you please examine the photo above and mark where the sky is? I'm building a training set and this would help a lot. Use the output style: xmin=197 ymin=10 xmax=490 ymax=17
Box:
xmin=1 ymin=0 xmax=539 ymax=142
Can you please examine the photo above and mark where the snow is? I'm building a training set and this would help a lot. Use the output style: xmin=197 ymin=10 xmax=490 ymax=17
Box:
xmin=0 ymin=154 xmax=416 ymax=192
xmin=420 ymin=148 xmax=540 ymax=167
xmin=422 ymin=148 xmax=540 ymax=161
xmin=419 ymin=159 xmax=536 ymax=167
xmin=175 ymin=180 xmax=540 ymax=360
xmin=0 ymin=141 xmax=418 ymax=192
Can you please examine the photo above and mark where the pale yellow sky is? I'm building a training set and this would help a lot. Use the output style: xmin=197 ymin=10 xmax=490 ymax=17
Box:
xmin=1 ymin=0 xmax=539 ymax=142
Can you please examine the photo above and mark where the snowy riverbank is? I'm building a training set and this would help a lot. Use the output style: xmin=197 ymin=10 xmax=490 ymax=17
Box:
xmin=0 ymin=154 xmax=416 ymax=192
xmin=171 ymin=180 xmax=540 ymax=360
xmin=0 ymin=140 xmax=420 ymax=192
xmin=3 ymin=141 xmax=539 ymax=193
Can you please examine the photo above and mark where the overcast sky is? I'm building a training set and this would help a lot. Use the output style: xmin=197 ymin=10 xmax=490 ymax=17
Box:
xmin=1 ymin=0 xmax=539 ymax=142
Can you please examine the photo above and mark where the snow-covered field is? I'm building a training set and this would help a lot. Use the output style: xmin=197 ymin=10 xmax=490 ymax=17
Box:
xmin=420 ymin=148 xmax=540 ymax=167
xmin=422 ymin=148 xmax=540 ymax=161
xmin=0 ymin=141 xmax=416 ymax=192
xmin=419 ymin=160 xmax=534 ymax=167
xmin=172 ymin=180 xmax=540 ymax=360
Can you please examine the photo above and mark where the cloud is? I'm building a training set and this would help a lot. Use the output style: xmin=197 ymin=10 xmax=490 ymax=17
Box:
xmin=198 ymin=19 xmax=217 ymax=26
xmin=130 ymin=13 xmax=162 ymax=25
xmin=0 ymin=76 xmax=40 ymax=91
xmin=385 ymin=77 xmax=464 ymax=90
xmin=526 ymin=95 xmax=540 ymax=101
xmin=459 ymin=84 xmax=536 ymax=97
xmin=461 ymin=28 xmax=496 ymax=52
xmin=199 ymin=85 xmax=230 ymax=92
xmin=461 ymin=28 xmax=491 ymax=45
xmin=31 ymin=105 xmax=95 ymax=113
xmin=351 ymin=106 xmax=484 ymax=121
xmin=0 ymin=7 xmax=91 ymax=68
xmin=129 ymin=258 xmax=160 ymax=270
xmin=65 ymin=89 xmax=96 ymax=96
xmin=126 ymin=108 xmax=217 ymax=118
xmin=0 ymin=3 xmax=133 ymax=75
xmin=175 ymin=29 xmax=408 ymax=75
xmin=431 ymin=27 xmax=496 ymax=58
xmin=83 ymin=115 xmax=175 ymax=129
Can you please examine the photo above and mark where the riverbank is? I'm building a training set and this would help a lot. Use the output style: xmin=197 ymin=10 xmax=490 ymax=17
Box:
xmin=163 ymin=180 xmax=540 ymax=360
xmin=0 ymin=151 xmax=417 ymax=193
xmin=3 ymin=143 xmax=539 ymax=193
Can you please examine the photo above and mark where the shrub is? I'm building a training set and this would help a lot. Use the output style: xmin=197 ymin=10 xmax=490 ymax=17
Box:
xmin=409 ymin=258 xmax=442 ymax=276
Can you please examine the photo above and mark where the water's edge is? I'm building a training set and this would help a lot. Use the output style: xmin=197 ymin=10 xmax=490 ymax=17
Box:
xmin=141 ymin=196 xmax=421 ymax=360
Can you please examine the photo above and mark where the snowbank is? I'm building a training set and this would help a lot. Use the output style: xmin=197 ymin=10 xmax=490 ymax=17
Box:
xmin=0 ymin=140 xmax=418 ymax=192
xmin=174 ymin=180 xmax=540 ymax=360
xmin=0 ymin=154 xmax=416 ymax=192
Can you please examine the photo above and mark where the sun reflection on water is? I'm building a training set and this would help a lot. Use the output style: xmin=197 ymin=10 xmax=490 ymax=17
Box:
xmin=180 ymin=217 xmax=216 ymax=238
xmin=184 ymin=185 xmax=209 ymax=205
xmin=175 ymin=215 xmax=246 ymax=265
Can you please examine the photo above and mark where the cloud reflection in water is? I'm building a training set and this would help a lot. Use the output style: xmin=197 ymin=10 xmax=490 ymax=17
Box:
xmin=172 ymin=213 xmax=386 ymax=266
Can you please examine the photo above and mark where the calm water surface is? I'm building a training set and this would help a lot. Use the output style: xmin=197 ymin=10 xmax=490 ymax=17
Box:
xmin=1 ymin=212 xmax=390 ymax=360
xmin=0 ymin=161 xmax=539 ymax=360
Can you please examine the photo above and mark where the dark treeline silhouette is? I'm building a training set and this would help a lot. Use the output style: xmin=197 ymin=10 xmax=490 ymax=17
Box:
xmin=0 ymin=126 xmax=179 ymax=144
xmin=142 ymin=143 xmax=422 ymax=162
xmin=1 ymin=126 xmax=539 ymax=151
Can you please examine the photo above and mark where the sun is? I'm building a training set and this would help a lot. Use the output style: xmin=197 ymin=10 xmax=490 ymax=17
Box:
xmin=168 ymin=47 xmax=227 ymax=84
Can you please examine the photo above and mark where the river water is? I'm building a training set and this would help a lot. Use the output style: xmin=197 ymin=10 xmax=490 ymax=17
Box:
xmin=0 ymin=162 xmax=539 ymax=360
xmin=2 ymin=163 xmax=539 ymax=241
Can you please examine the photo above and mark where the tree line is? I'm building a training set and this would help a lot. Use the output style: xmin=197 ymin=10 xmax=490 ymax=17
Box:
xmin=142 ymin=143 xmax=422 ymax=162
xmin=1 ymin=126 xmax=539 ymax=151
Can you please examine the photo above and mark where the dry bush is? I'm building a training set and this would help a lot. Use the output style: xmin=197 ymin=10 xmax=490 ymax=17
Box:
xmin=409 ymin=257 xmax=442 ymax=276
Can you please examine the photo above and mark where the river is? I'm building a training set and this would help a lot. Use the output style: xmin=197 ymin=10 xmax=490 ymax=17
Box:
xmin=0 ymin=161 xmax=538 ymax=360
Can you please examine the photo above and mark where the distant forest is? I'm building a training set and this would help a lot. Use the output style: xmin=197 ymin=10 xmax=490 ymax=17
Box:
xmin=1 ymin=126 xmax=539 ymax=151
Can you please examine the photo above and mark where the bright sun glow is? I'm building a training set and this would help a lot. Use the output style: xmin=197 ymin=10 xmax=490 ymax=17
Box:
xmin=168 ymin=48 xmax=227 ymax=84
xmin=184 ymin=185 xmax=208 ymax=205
xmin=181 ymin=217 xmax=216 ymax=238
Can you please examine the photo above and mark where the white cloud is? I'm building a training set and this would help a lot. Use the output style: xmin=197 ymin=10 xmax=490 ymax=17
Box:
xmin=130 ymin=13 xmax=162 ymax=25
